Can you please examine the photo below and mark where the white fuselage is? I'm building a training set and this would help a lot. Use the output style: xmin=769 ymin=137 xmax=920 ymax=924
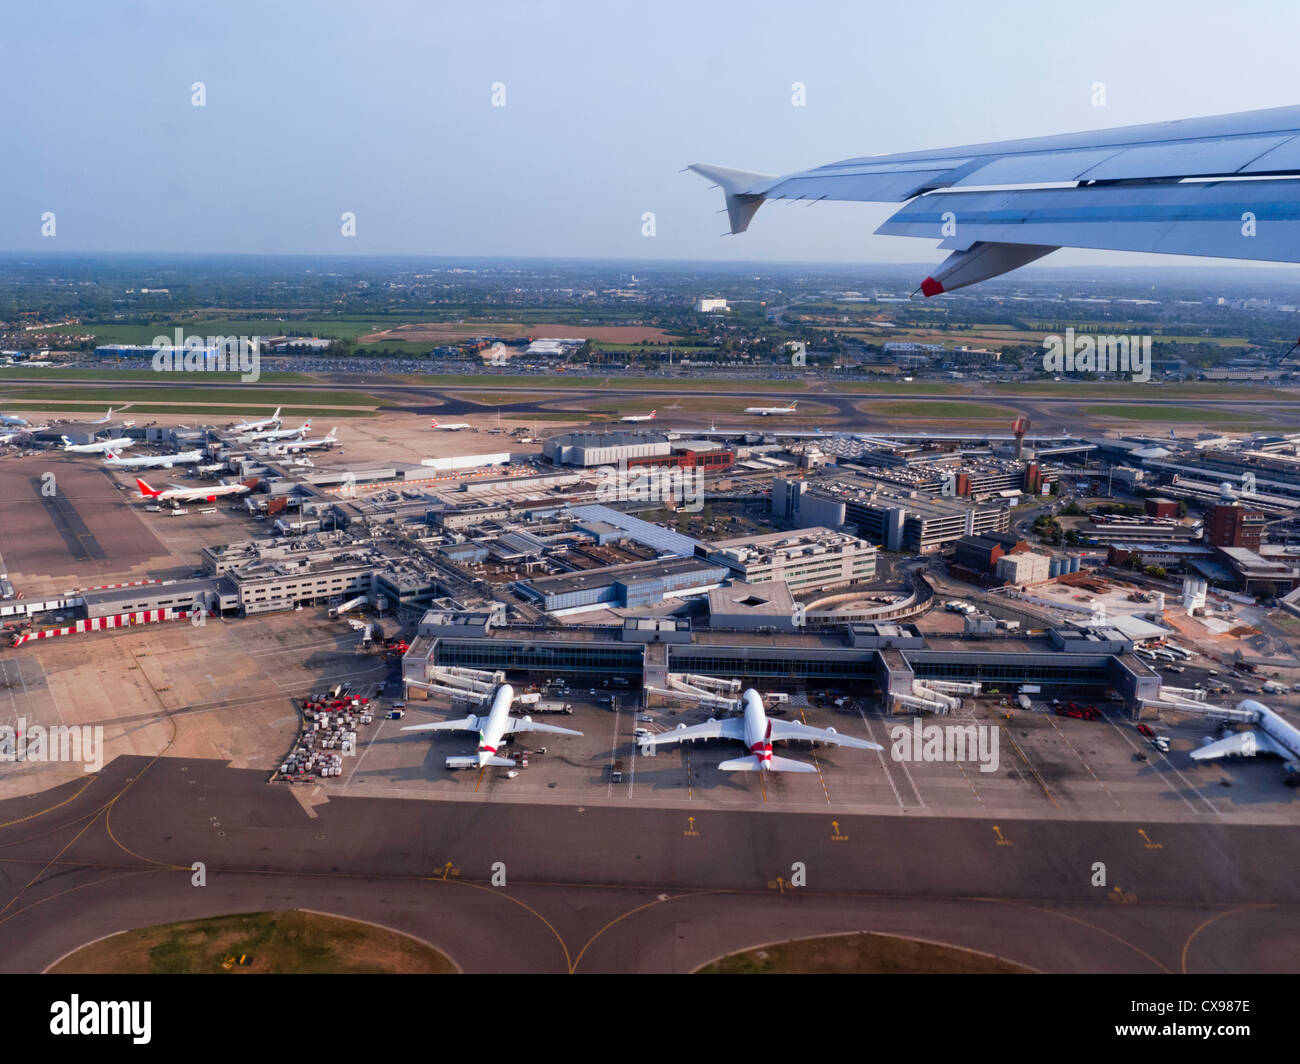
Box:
xmin=269 ymin=432 xmax=337 ymax=453
xmin=64 ymin=436 xmax=135 ymax=454
xmin=247 ymin=423 xmax=308 ymax=442
xmin=744 ymin=406 xmax=796 ymax=416
xmin=105 ymin=449 xmax=202 ymax=469
xmin=137 ymin=478 xmax=249 ymax=504
xmin=232 ymin=409 xmax=282 ymax=432
xmin=620 ymin=413 xmax=655 ymax=422
xmin=475 ymin=683 xmax=516 ymax=766
xmin=740 ymin=689 xmax=774 ymax=768
xmin=1252 ymin=700 xmax=1300 ymax=762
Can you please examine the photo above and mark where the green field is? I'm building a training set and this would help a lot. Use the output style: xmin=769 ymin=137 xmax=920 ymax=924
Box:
xmin=50 ymin=910 xmax=457 ymax=974
xmin=835 ymin=380 xmax=964 ymax=395
xmin=1079 ymin=404 xmax=1266 ymax=424
xmin=0 ymin=366 xmax=315 ymax=383
xmin=33 ymin=317 xmax=410 ymax=344
xmin=866 ymin=400 xmax=1021 ymax=419
xmin=0 ymin=385 xmax=379 ymax=407
xmin=394 ymin=373 xmax=820 ymax=392
xmin=584 ymin=396 xmax=837 ymax=415
xmin=993 ymin=381 xmax=1297 ymax=400
xmin=3 ymin=402 xmax=377 ymax=418
xmin=697 ymin=931 xmax=1032 ymax=974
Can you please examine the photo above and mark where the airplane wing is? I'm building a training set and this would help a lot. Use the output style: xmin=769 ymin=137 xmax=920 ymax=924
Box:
xmin=1190 ymin=729 xmax=1288 ymax=761
xmin=692 ymin=104 xmax=1300 ymax=292
xmin=641 ymin=718 xmax=745 ymax=748
xmin=768 ymin=719 xmax=883 ymax=750
xmin=400 ymin=715 xmax=479 ymax=734
xmin=502 ymin=717 xmax=583 ymax=737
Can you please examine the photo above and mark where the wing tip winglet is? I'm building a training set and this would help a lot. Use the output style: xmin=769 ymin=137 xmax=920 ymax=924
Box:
xmin=688 ymin=163 xmax=775 ymax=234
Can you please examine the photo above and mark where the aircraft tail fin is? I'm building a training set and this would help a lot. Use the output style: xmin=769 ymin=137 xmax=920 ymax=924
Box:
xmin=135 ymin=477 xmax=161 ymax=497
xmin=688 ymin=164 xmax=773 ymax=234
xmin=446 ymin=754 xmax=515 ymax=769
xmin=718 ymin=753 xmax=817 ymax=773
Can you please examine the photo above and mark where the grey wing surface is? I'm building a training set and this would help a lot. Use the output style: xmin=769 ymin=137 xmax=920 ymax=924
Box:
xmin=1190 ymin=730 xmax=1286 ymax=761
xmin=503 ymin=718 xmax=583 ymax=737
xmin=768 ymin=720 xmax=882 ymax=750
xmin=641 ymin=718 xmax=744 ymax=748
xmin=400 ymin=715 xmax=479 ymax=734
xmin=694 ymin=104 xmax=1300 ymax=268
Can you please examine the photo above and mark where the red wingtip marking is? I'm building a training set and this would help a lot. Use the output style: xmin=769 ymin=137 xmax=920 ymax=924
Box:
xmin=920 ymin=276 xmax=944 ymax=298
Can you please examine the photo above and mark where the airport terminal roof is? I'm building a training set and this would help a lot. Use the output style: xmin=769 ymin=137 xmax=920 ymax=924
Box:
xmin=567 ymin=504 xmax=705 ymax=557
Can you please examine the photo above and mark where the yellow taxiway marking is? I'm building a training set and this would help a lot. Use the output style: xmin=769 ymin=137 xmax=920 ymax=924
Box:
xmin=683 ymin=815 xmax=701 ymax=838
xmin=474 ymin=767 xmax=486 ymax=793
xmin=798 ymin=708 xmax=833 ymax=805
xmin=0 ymin=776 xmax=95 ymax=831
xmin=1000 ymin=724 xmax=1059 ymax=807
xmin=1138 ymin=828 xmax=1163 ymax=850
xmin=992 ymin=824 xmax=1013 ymax=847
xmin=831 ymin=819 xmax=849 ymax=841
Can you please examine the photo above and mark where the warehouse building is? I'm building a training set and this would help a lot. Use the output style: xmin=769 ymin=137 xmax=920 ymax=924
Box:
xmin=995 ymin=550 xmax=1052 ymax=586
xmin=543 ymin=431 xmax=671 ymax=467
xmin=776 ymin=478 xmax=1010 ymax=552
xmin=953 ymin=531 xmax=1026 ymax=570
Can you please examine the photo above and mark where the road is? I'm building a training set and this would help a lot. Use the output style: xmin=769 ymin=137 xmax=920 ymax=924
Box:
xmin=1 ymin=755 xmax=1297 ymax=973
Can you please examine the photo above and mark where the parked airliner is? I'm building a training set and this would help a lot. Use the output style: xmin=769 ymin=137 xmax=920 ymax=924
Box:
xmin=638 ymin=688 xmax=880 ymax=771
xmin=401 ymin=683 xmax=582 ymax=769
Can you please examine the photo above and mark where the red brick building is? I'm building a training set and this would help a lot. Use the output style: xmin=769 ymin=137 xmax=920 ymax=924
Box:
xmin=1205 ymin=502 xmax=1266 ymax=551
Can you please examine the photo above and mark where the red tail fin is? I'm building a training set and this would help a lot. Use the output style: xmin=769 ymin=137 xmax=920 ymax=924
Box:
xmin=135 ymin=478 xmax=160 ymax=497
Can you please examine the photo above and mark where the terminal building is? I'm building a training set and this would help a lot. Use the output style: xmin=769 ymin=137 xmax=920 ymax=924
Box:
xmin=402 ymin=612 xmax=1163 ymax=717
xmin=512 ymin=556 xmax=729 ymax=616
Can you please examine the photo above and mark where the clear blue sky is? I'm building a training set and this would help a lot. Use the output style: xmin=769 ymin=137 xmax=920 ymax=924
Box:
xmin=6 ymin=0 xmax=1299 ymax=265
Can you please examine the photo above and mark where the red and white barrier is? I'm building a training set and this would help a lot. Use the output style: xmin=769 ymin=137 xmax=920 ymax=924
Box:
xmin=12 ymin=607 xmax=212 ymax=646
xmin=68 ymin=579 xmax=161 ymax=593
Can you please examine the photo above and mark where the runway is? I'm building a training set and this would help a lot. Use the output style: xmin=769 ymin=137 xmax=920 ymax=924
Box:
xmin=1 ymin=756 xmax=1296 ymax=973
